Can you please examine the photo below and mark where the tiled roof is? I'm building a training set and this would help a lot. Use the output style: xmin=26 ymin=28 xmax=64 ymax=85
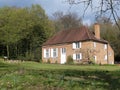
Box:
xmin=43 ymin=26 xmax=108 ymax=46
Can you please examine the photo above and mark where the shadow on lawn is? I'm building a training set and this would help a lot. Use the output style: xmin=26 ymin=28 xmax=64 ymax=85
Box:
xmin=62 ymin=70 xmax=120 ymax=90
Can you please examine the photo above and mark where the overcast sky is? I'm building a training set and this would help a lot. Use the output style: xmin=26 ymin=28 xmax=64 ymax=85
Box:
xmin=0 ymin=0 xmax=96 ymax=25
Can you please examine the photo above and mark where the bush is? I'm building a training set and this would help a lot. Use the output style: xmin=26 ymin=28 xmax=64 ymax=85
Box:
xmin=87 ymin=57 xmax=96 ymax=65
xmin=47 ymin=59 xmax=51 ymax=64
xmin=66 ymin=55 xmax=73 ymax=64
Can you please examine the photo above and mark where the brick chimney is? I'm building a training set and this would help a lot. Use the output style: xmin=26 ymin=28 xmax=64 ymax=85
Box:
xmin=94 ymin=23 xmax=100 ymax=39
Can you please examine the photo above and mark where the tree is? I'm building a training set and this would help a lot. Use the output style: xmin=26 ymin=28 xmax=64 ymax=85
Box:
xmin=24 ymin=5 xmax=55 ymax=61
xmin=67 ymin=0 xmax=120 ymax=29
xmin=53 ymin=11 xmax=83 ymax=32
xmin=0 ymin=5 xmax=55 ymax=61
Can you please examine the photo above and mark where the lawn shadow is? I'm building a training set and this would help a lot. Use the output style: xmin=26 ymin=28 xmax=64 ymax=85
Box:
xmin=62 ymin=69 xmax=120 ymax=90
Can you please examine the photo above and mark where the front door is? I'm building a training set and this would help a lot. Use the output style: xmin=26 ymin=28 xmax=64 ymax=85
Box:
xmin=60 ymin=48 xmax=66 ymax=64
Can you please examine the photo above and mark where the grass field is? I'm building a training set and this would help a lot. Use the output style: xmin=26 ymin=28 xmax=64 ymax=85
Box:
xmin=0 ymin=59 xmax=120 ymax=90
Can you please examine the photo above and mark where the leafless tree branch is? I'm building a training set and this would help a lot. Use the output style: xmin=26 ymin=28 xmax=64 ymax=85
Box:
xmin=66 ymin=0 xmax=120 ymax=29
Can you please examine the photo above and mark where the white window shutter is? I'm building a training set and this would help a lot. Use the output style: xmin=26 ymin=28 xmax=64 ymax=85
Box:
xmin=73 ymin=54 xmax=76 ymax=60
xmin=104 ymin=44 xmax=107 ymax=49
xmin=104 ymin=55 xmax=107 ymax=60
xmin=51 ymin=49 xmax=53 ymax=57
xmin=94 ymin=42 xmax=96 ymax=47
xmin=56 ymin=48 xmax=58 ymax=57
xmin=44 ymin=49 xmax=46 ymax=58
xmin=80 ymin=53 xmax=82 ymax=59
xmin=73 ymin=43 xmax=76 ymax=49
xmin=80 ymin=42 xmax=82 ymax=48
xmin=48 ymin=49 xmax=50 ymax=57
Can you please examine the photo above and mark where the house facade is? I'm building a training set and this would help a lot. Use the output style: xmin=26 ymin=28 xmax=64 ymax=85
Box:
xmin=42 ymin=24 xmax=114 ymax=64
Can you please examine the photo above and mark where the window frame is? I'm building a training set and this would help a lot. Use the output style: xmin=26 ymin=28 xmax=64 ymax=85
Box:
xmin=73 ymin=53 xmax=82 ymax=60
xmin=93 ymin=42 xmax=96 ymax=48
xmin=104 ymin=44 xmax=107 ymax=50
xmin=104 ymin=55 xmax=108 ymax=60
xmin=44 ymin=49 xmax=50 ymax=58
xmin=72 ymin=42 xmax=81 ymax=49
xmin=53 ymin=48 xmax=58 ymax=58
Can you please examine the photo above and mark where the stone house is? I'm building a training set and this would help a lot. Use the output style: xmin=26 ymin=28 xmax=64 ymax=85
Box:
xmin=42 ymin=24 xmax=114 ymax=64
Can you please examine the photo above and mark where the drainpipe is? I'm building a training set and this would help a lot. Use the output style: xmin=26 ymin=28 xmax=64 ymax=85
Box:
xmin=107 ymin=44 xmax=109 ymax=64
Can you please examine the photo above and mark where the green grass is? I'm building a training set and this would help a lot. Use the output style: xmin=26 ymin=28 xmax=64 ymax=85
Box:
xmin=0 ymin=59 xmax=120 ymax=90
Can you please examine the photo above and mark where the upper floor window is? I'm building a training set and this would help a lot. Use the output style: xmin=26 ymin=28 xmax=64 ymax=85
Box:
xmin=93 ymin=42 xmax=96 ymax=48
xmin=61 ymin=48 xmax=66 ymax=54
xmin=104 ymin=44 xmax=107 ymax=49
xmin=73 ymin=42 xmax=81 ymax=49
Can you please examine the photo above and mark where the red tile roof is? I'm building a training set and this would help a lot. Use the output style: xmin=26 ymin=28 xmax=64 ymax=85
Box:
xmin=43 ymin=26 xmax=108 ymax=46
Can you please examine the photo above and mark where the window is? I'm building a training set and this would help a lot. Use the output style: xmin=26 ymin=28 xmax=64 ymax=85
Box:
xmin=44 ymin=49 xmax=50 ymax=58
xmin=62 ymin=48 xmax=66 ymax=54
xmin=73 ymin=53 xmax=82 ymax=60
xmin=76 ymin=53 xmax=80 ymax=60
xmin=104 ymin=44 xmax=107 ymax=49
xmin=93 ymin=42 xmax=96 ymax=48
xmin=53 ymin=48 xmax=58 ymax=58
xmin=94 ymin=55 xmax=97 ymax=62
xmin=46 ymin=49 xmax=49 ymax=58
xmin=104 ymin=55 xmax=107 ymax=60
xmin=76 ymin=42 xmax=80 ymax=48
xmin=72 ymin=42 xmax=81 ymax=49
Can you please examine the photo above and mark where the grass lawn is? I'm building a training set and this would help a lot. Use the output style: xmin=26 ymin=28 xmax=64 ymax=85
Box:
xmin=0 ymin=59 xmax=120 ymax=90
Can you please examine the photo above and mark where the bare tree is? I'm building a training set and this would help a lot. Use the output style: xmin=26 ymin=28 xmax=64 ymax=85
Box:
xmin=67 ymin=0 xmax=120 ymax=29
xmin=53 ymin=11 xmax=83 ymax=31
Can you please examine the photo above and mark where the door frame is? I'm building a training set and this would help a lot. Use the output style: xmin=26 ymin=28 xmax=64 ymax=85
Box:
xmin=60 ymin=48 xmax=66 ymax=64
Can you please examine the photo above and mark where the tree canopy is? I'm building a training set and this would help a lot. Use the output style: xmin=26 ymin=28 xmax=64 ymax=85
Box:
xmin=0 ymin=5 xmax=55 ymax=61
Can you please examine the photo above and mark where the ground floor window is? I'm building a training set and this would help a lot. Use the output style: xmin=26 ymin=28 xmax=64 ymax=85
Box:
xmin=53 ymin=48 xmax=58 ymax=58
xmin=73 ymin=53 xmax=82 ymax=60
xmin=104 ymin=55 xmax=107 ymax=60
xmin=44 ymin=49 xmax=50 ymax=58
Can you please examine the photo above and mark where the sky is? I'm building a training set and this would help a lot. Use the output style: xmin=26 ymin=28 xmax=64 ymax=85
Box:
xmin=0 ymin=0 xmax=96 ymax=25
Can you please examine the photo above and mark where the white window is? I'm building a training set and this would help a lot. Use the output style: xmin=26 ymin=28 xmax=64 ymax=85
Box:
xmin=72 ymin=42 xmax=81 ymax=49
xmin=44 ymin=49 xmax=50 ymax=58
xmin=53 ymin=48 xmax=58 ymax=58
xmin=104 ymin=55 xmax=107 ymax=60
xmin=62 ymin=48 xmax=66 ymax=54
xmin=93 ymin=42 xmax=96 ymax=48
xmin=76 ymin=42 xmax=80 ymax=48
xmin=104 ymin=44 xmax=107 ymax=49
xmin=51 ymin=49 xmax=53 ymax=57
xmin=73 ymin=53 xmax=82 ymax=60
xmin=94 ymin=55 xmax=97 ymax=62
xmin=73 ymin=54 xmax=76 ymax=60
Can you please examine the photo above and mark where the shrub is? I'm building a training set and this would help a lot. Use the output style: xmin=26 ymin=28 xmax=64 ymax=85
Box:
xmin=66 ymin=55 xmax=73 ymax=64
xmin=47 ymin=59 xmax=51 ymax=64
xmin=88 ymin=57 xmax=95 ymax=65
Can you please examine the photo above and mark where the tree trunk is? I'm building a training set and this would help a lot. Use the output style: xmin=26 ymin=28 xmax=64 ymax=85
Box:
xmin=6 ymin=44 xmax=9 ymax=59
